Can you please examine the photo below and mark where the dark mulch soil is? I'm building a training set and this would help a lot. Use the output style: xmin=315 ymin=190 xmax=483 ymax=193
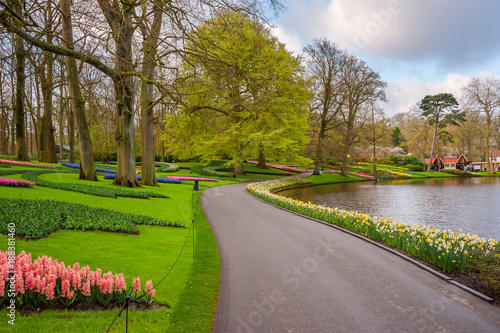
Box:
xmin=15 ymin=299 xmax=167 ymax=315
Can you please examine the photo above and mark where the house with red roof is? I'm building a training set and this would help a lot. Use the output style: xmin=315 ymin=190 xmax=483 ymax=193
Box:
xmin=425 ymin=154 xmax=468 ymax=171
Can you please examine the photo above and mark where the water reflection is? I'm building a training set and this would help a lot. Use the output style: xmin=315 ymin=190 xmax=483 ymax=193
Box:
xmin=278 ymin=177 xmax=500 ymax=240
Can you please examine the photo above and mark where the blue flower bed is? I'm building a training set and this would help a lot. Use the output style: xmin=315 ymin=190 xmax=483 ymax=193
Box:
xmin=104 ymin=174 xmax=182 ymax=184
xmin=61 ymin=162 xmax=80 ymax=168
xmin=96 ymin=168 xmax=116 ymax=173
xmin=62 ymin=162 xmax=116 ymax=173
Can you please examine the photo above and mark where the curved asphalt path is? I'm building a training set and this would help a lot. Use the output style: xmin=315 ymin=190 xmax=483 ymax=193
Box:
xmin=201 ymin=181 xmax=500 ymax=333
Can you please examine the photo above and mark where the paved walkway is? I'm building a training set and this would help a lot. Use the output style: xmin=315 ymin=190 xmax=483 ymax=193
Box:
xmin=201 ymin=182 xmax=500 ymax=333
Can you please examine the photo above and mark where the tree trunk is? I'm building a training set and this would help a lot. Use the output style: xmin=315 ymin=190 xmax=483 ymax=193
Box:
xmin=13 ymin=5 xmax=29 ymax=161
xmin=60 ymin=0 xmax=97 ymax=180
xmin=112 ymin=64 xmax=138 ymax=186
xmin=313 ymin=122 xmax=326 ymax=176
xmin=0 ymin=73 xmax=6 ymax=153
xmin=341 ymin=117 xmax=354 ymax=177
xmin=10 ymin=115 xmax=15 ymax=155
xmin=38 ymin=1 xmax=57 ymax=163
xmin=140 ymin=77 xmax=157 ymax=186
xmin=95 ymin=0 xmax=138 ymax=187
xmin=139 ymin=1 xmax=163 ymax=186
xmin=234 ymin=148 xmax=244 ymax=175
xmin=486 ymin=112 xmax=492 ymax=173
xmin=68 ymin=105 xmax=75 ymax=163
xmin=257 ymin=144 xmax=268 ymax=169
xmin=58 ymin=76 xmax=64 ymax=158
xmin=428 ymin=117 xmax=439 ymax=171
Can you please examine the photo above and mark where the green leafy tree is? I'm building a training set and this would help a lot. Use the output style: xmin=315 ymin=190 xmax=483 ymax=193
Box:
xmin=391 ymin=125 xmax=406 ymax=148
xmin=167 ymin=11 xmax=310 ymax=174
xmin=420 ymin=93 xmax=466 ymax=171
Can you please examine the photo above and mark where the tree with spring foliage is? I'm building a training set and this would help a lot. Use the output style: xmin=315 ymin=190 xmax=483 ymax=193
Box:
xmin=168 ymin=10 xmax=310 ymax=174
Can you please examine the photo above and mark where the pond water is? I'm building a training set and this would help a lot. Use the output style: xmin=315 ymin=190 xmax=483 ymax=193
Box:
xmin=278 ymin=177 xmax=500 ymax=240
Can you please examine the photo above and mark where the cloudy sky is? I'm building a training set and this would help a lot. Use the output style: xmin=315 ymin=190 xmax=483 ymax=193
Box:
xmin=268 ymin=0 xmax=500 ymax=117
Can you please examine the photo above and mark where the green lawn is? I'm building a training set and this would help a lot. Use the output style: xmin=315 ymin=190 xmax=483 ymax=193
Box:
xmin=0 ymin=166 xmax=220 ymax=332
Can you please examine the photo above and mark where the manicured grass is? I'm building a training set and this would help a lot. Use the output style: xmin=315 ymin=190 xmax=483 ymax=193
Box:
xmin=168 ymin=192 xmax=220 ymax=332
xmin=0 ymin=166 xmax=220 ymax=332
xmin=307 ymin=173 xmax=358 ymax=184
xmin=419 ymin=171 xmax=457 ymax=178
xmin=476 ymin=171 xmax=500 ymax=177
xmin=0 ymin=225 xmax=191 ymax=331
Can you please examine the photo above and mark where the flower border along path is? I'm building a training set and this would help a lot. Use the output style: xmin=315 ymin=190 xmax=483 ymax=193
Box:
xmin=246 ymin=177 xmax=499 ymax=301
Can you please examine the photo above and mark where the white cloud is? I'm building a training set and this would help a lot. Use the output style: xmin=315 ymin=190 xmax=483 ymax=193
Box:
xmin=274 ymin=0 xmax=500 ymax=72
xmin=386 ymin=73 xmax=472 ymax=117
xmin=269 ymin=1 xmax=500 ymax=119
xmin=270 ymin=25 xmax=303 ymax=55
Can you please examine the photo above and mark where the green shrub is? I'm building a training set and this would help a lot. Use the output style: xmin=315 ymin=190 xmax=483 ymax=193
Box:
xmin=190 ymin=160 xmax=233 ymax=178
xmin=0 ymin=198 xmax=182 ymax=239
xmin=406 ymin=164 xmax=424 ymax=172
xmin=379 ymin=154 xmax=400 ymax=166
xmin=157 ymin=163 xmax=180 ymax=173
xmin=21 ymin=170 xmax=168 ymax=199
xmin=402 ymin=154 xmax=425 ymax=167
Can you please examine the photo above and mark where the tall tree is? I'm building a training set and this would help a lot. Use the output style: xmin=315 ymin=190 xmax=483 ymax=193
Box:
xmin=60 ymin=0 xmax=97 ymax=180
xmin=137 ymin=0 xmax=164 ymax=186
xmin=303 ymin=39 xmax=346 ymax=175
xmin=11 ymin=0 xmax=29 ymax=161
xmin=365 ymin=103 xmax=388 ymax=174
xmin=390 ymin=125 xmax=406 ymax=148
xmin=37 ymin=0 xmax=57 ymax=163
xmin=462 ymin=76 xmax=500 ymax=173
xmin=419 ymin=93 xmax=465 ymax=171
xmin=339 ymin=54 xmax=387 ymax=177
xmin=169 ymin=10 xmax=310 ymax=174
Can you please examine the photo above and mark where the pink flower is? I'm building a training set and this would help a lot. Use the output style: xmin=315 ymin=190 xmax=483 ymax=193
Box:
xmin=0 ymin=159 xmax=55 ymax=168
xmin=62 ymin=279 xmax=71 ymax=298
xmin=133 ymin=277 xmax=141 ymax=293
xmin=99 ymin=272 xmax=113 ymax=294
xmin=145 ymin=280 xmax=155 ymax=297
xmin=72 ymin=270 xmax=82 ymax=290
xmin=45 ymin=282 xmax=55 ymax=300
xmin=113 ymin=273 xmax=126 ymax=293
xmin=24 ymin=271 xmax=35 ymax=291
xmin=82 ymin=280 xmax=91 ymax=297
xmin=166 ymin=176 xmax=219 ymax=182
xmin=15 ymin=273 xmax=25 ymax=294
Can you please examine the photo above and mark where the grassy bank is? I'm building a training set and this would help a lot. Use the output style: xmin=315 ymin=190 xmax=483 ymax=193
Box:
xmin=0 ymin=164 xmax=222 ymax=332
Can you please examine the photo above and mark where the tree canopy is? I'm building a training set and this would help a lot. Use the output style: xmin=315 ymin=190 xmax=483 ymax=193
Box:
xmin=420 ymin=93 xmax=466 ymax=171
xmin=166 ymin=10 xmax=311 ymax=173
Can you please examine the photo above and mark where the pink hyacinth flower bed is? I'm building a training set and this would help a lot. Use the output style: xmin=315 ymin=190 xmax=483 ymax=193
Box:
xmin=323 ymin=170 xmax=375 ymax=179
xmin=0 ymin=159 xmax=56 ymax=168
xmin=166 ymin=176 xmax=218 ymax=182
xmin=0 ymin=251 xmax=156 ymax=309
xmin=246 ymin=161 xmax=307 ymax=173
xmin=0 ymin=178 xmax=34 ymax=188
